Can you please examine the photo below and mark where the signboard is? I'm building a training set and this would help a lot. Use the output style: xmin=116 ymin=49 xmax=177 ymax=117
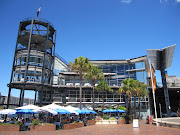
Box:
xmin=133 ymin=119 xmax=139 ymax=128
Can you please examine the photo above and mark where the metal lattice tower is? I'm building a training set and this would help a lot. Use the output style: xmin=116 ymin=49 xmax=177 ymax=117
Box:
xmin=7 ymin=18 xmax=56 ymax=108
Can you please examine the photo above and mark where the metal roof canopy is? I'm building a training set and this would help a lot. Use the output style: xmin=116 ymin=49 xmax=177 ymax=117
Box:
xmin=147 ymin=44 xmax=176 ymax=70
xmin=147 ymin=44 xmax=176 ymax=117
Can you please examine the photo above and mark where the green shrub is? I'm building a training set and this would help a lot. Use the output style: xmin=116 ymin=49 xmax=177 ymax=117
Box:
xmin=0 ymin=123 xmax=13 ymax=125
xmin=115 ymin=106 xmax=127 ymax=111
xmin=41 ymin=123 xmax=54 ymax=125
xmin=109 ymin=117 xmax=116 ymax=120
xmin=15 ymin=121 xmax=23 ymax=126
xmin=30 ymin=119 xmax=41 ymax=126
xmin=102 ymin=114 xmax=109 ymax=120
xmin=121 ymin=113 xmax=126 ymax=118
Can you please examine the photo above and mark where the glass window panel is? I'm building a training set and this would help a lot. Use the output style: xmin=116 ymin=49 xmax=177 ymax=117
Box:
xmin=114 ymin=95 xmax=120 ymax=98
xmin=114 ymin=99 xmax=120 ymax=102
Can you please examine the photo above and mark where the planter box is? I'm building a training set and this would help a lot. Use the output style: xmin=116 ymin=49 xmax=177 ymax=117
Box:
xmin=0 ymin=125 xmax=20 ymax=132
xmin=95 ymin=120 xmax=117 ymax=125
xmin=118 ymin=119 xmax=125 ymax=125
xmin=64 ymin=122 xmax=84 ymax=130
xmin=87 ymin=120 xmax=96 ymax=126
xmin=30 ymin=124 xmax=56 ymax=132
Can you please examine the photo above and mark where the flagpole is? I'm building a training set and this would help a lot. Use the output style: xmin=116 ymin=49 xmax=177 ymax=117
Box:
xmin=37 ymin=7 xmax=41 ymax=20
xmin=150 ymin=62 xmax=158 ymax=126
xmin=39 ymin=7 xmax=41 ymax=20
xmin=37 ymin=7 xmax=41 ymax=34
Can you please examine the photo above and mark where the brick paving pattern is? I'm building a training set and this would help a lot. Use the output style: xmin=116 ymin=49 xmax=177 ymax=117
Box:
xmin=0 ymin=120 xmax=180 ymax=135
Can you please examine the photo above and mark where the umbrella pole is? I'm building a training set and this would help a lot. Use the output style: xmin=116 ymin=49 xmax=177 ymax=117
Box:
xmin=60 ymin=114 xmax=61 ymax=128
xmin=46 ymin=112 xmax=47 ymax=123
xmin=59 ymin=114 xmax=61 ymax=123
xmin=68 ymin=114 xmax=70 ymax=123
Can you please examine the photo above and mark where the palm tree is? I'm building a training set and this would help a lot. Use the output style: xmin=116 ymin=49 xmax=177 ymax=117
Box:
xmin=116 ymin=78 xmax=137 ymax=122
xmin=96 ymin=80 xmax=113 ymax=111
xmin=70 ymin=56 xmax=89 ymax=109
xmin=136 ymin=82 xmax=148 ymax=120
xmin=84 ymin=63 xmax=104 ymax=110
xmin=133 ymin=80 xmax=138 ymax=119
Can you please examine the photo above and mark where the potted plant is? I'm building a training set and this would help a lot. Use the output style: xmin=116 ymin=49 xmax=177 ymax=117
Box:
xmin=64 ymin=121 xmax=84 ymax=130
xmin=87 ymin=119 xmax=96 ymax=126
xmin=109 ymin=117 xmax=117 ymax=124
xmin=0 ymin=123 xmax=20 ymax=132
xmin=30 ymin=119 xmax=56 ymax=132
xmin=15 ymin=121 xmax=24 ymax=131
xmin=118 ymin=117 xmax=125 ymax=125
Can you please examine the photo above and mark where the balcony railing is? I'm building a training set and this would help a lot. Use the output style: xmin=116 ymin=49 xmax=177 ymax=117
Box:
xmin=58 ymin=79 xmax=124 ymax=87
xmin=148 ymin=82 xmax=180 ymax=88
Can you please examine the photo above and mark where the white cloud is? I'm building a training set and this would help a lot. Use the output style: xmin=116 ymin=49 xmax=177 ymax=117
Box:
xmin=121 ymin=0 xmax=132 ymax=4
xmin=176 ymin=0 xmax=180 ymax=2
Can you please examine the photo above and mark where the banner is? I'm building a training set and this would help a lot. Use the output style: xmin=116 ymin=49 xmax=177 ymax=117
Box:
xmin=37 ymin=7 xmax=41 ymax=17
xmin=151 ymin=64 xmax=156 ymax=92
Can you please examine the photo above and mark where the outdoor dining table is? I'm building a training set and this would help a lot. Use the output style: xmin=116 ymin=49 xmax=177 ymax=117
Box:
xmin=7 ymin=120 xmax=15 ymax=124
xmin=25 ymin=122 xmax=31 ymax=127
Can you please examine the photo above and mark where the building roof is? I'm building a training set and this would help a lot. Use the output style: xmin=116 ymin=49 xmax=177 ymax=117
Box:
xmin=90 ymin=55 xmax=150 ymax=77
xmin=57 ymin=55 xmax=150 ymax=77
xmin=147 ymin=44 xmax=176 ymax=70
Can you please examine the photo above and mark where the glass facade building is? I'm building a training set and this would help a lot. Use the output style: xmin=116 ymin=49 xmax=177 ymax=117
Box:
xmin=92 ymin=61 xmax=147 ymax=86
xmin=52 ymin=56 xmax=151 ymax=118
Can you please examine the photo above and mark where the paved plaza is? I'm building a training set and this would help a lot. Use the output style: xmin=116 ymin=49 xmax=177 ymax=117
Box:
xmin=0 ymin=120 xmax=180 ymax=135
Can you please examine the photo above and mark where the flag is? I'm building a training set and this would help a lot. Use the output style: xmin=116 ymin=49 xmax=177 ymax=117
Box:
xmin=37 ymin=7 xmax=41 ymax=17
xmin=151 ymin=64 xmax=156 ymax=92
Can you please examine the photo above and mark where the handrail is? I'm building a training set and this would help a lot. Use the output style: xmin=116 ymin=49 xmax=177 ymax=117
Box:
xmin=22 ymin=17 xmax=54 ymax=28
xmin=55 ymin=53 xmax=69 ymax=65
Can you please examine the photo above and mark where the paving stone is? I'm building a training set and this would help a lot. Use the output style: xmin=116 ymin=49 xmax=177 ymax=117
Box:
xmin=0 ymin=120 xmax=179 ymax=135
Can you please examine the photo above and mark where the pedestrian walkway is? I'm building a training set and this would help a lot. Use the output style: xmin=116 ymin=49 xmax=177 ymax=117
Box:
xmin=153 ymin=117 xmax=180 ymax=128
xmin=1 ymin=120 xmax=180 ymax=135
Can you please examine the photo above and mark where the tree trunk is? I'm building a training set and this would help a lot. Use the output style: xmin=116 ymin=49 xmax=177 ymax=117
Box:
xmin=134 ymin=96 xmax=136 ymax=119
xmin=102 ymin=91 xmax=104 ymax=110
xmin=93 ymin=86 xmax=95 ymax=111
xmin=92 ymin=81 xmax=95 ymax=111
xmin=128 ymin=96 xmax=132 ymax=122
xmin=138 ymin=97 xmax=141 ymax=120
xmin=79 ymin=73 xmax=82 ymax=110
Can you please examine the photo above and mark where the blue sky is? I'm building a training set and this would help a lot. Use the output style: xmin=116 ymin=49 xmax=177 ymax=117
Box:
xmin=0 ymin=0 xmax=180 ymax=98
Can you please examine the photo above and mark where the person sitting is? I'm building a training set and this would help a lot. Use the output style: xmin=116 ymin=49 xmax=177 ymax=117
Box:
xmin=3 ymin=118 xmax=7 ymax=123
xmin=177 ymin=110 xmax=179 ymax=117
xmin=63 ymin=118 xmax=67 ymax=124
xmin=70 ymin=117 xmax=74 ymax=123
xmin=22 ymin=119 xmax=25 ymax=124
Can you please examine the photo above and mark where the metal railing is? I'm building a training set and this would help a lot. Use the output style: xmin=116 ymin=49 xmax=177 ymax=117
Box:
xmin=150 ymin=82 xmax=180 ymax=88
xmin=55 ymin=53 xmax=69 ymax=65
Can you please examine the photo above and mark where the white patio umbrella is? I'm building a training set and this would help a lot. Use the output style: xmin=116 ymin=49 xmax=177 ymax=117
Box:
xmin=0 ymin=109 xmax=17 ymax=115
xmin=33 ymin=108 xmax=58 ymax=115
xmin=41 ymin=103 xmax=63 ymax=110
xmin=64 ymin=106 xmax=79 ymax=115
xmin=15 ymin=104 xmax=41 ymax=110
xmin=33 ymin=108 xmax=58 ymax=123
xmin=66 ymin=105 xmax=79 ymax=111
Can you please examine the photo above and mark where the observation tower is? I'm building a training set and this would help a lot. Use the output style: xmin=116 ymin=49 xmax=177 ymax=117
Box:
xmin=7 ymin=18 xmax=56 ymax=107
